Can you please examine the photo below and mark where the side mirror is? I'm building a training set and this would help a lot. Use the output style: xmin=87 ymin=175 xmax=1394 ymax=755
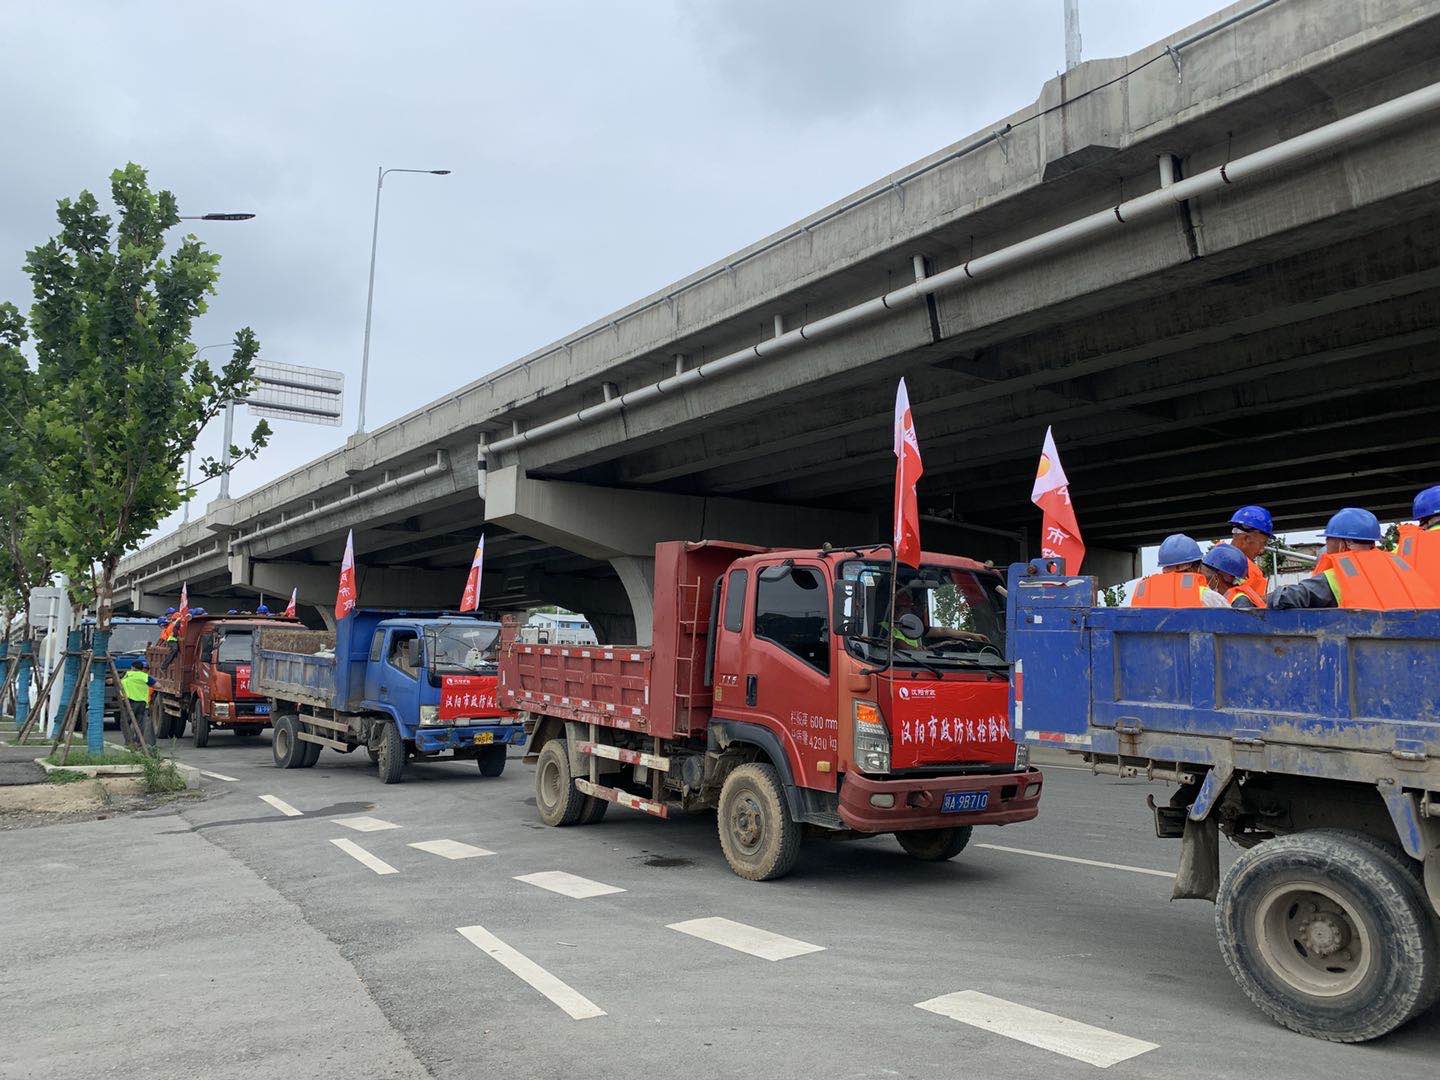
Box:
xmin=832 ymin=580 xmax=863 ymax=637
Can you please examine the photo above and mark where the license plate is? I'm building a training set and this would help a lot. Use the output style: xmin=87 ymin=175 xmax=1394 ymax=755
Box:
xmin=942 ymin=790 xmax=989 ymax=813
xmin=253 ymin=705 xmax=270 ymax=715
xmin=474 ymin=731 xmax=494 ymax=745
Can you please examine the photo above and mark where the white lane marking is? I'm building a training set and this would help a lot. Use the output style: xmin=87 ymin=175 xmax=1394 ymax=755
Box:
xmin=334 ymin=815 xmax=401 ymax=833
xmin=329 ymin=838 xmax=399 ymax=876
xmin=259 ymin=794 xmax=303 ymax=817
xmin=457 ymin=925 xmax=605 ymax=1020
xmin=410 ymin=839 xmax=494 ymax=860
xmin=916 ymin=991 xmax=1158 ymax=1069
xmin=667 ymin=916 xmax=825 ymax=961
xmin=514 ymin=870 xmax=625 ymax=898
xmin=199 ymin=770 xmax=239 ymax=782
xmin=975 ymin=843 xmax=1176 ymax=879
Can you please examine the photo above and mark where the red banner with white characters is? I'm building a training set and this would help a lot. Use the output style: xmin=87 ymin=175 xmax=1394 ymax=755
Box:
xmin=438 ymin=675 xmax=508 ymax=720
xmin=1032 ymin=426 xmax=1085 ymax=573
xmin=335 ymin=530 xmax=357 ymax=621
xmin=234 ymin=664 xmax=260 ymax=699
xmin=886 ymin=677 xmax=1015 ymax=770
xmin=892 ymin=378 xmax=924 ymax=568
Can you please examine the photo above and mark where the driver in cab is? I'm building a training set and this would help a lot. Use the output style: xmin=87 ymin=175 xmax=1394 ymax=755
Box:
xmin=885 ymin=588 xmax=988 ymax=649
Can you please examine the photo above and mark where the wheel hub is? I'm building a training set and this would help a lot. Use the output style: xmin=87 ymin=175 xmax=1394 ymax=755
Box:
xmin=1296 ymin=908 xmax=1349 ymax=958
xmin=733 ymin=795 xmax=763 ymax=850
xmin=1255 ymin=882 xmax=1371 ymax=998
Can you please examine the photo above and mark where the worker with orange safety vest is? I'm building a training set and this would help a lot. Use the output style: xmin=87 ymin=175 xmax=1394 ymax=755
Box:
xmin=1200 ymin=543 xmax=1266 ymax=608
xmin=1396 ymin=485 xmax=1440 ymax=593
xmin=1218 ymin=505 xmax=1272 ymax=597
xmin=1130 ymin=534 xmax=1209 ymax=607
xmin=1268 ymin=507 xmax=1439 ymax=609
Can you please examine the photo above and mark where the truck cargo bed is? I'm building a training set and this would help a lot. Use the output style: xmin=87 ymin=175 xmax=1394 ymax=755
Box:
xmin=252 ymin=628 xmax=340 ymax=712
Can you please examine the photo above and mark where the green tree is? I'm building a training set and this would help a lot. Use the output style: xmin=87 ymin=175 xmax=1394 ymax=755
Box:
xmin=19 ymin=164 xmax=270 ymax=628
xmin=1382 ymin=523 xmax=1400 ymax=552
xmin=0 ymin=303 xmax=51 ymax=616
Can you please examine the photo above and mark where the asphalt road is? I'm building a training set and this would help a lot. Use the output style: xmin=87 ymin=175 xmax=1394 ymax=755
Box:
xmin=5 ymin=734 xmax=1437 ymax=1079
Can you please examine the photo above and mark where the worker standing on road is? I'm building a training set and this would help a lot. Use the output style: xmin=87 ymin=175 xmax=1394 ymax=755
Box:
xmin=1200 ymin=543 xmax=1266 ymax=608
xmin=1397 ymin=484 xmax=1440 ymax=590
xmin=1220 ymin=505 xmax=1273 ymax=595
xmin=1268 ymin=507 xmax=1438 ymax=609
xmin=1129 ymin=534 xmax=1207 ymax=606
xmin=120 ymin=658 xmax=157 ymax=748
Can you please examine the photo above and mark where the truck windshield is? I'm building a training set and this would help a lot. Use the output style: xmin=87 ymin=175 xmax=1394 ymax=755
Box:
xmin=425 ymin=624 xmax=501 ymax=675
xmin=217 ymin=631 xmax=253 ymax=664
xmin=110 ymin=623 xmax=160 ymax=655
xmin=838 ymin=560 xmax=1007 ymax=670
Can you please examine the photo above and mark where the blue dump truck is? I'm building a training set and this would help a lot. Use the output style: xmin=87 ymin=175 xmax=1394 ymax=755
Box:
xmin=251 ymin=610 xmax=524 ymax=783
xmin=1007 ymin=561 xmax=1440 ymax=1043
xmin=101 ymin=616 xmax=162 ymax=723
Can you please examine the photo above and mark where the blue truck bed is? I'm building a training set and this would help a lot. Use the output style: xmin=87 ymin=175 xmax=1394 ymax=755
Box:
xmin=1007 ymin=562 xmax=1440 ymax=791
xmin=252 ymin=610 xmax=393 ymax=712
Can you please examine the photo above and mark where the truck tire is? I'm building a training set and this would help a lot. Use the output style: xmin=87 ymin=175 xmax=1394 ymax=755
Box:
xmin=153 ymin=695 xmax=173 ymax=739
xmin=477 ymin=745 xmax=507 ymax=778
xmin=300 ymin=737 xmax=322 ymax=768
xmin=191 ymin=704 xmax=210 ymax=748
xmin=272 ymin=715 xmax=306 ymax=769
xmin=535 ymin=739 xmax=586 ymax=826
xmin=896 ymin=826 xmax=974 ymax=862
xmin=172 ymin=709 xmax=186 ymax=739
xmin=579 ymin=796 xmax=609 ymax=825
xmin=717 ymin=763 xmax=801 ymax=881
xmin=376 ymin=721 xmax=405 ymax=784
xmin=366 ymin=746 xmax=380 ymax=764
xmin=1216 ymin=828 xmax=1440 ymax=1042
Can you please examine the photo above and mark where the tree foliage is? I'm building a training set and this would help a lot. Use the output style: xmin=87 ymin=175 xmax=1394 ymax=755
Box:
xmin=0 ymin=302 xmax=50 ymax=615
xmin=18 ymin=163 xmax=270 ymax=626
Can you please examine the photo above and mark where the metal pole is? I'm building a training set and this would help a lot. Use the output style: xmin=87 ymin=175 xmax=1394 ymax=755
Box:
xmin=218 ymin=400 xmax=236 ymax=500
xmin=356 ymin=165 xmax=385 ymax=435
xmin=1064 ymin=0 xmax=1082 ymax=70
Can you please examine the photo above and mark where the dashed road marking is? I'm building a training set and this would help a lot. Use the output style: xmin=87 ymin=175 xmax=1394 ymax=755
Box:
xmin=457 ymin=925 xmax=605 ymax=1020
xmin=915 ymin=990 xmax=1158 ymax=1069
xmin=199 ymin=770 xmax=239 ymax=782
xmin=329 ymin=838 xmax=399 ymax=876
xmin=667 ymin=917 xmax=824 ymax=961
xmin=259 ymin=794 xmax=303 ymax=817
xmin=514 ymin=870 xmax=625 ymax=898
xmin=410 ymin=839 xmax=494 ymax=860
xmin=334 ymin=815 xmax=401 ymax=833
xmin=975 ymin=843 xmax=1176 ymax=879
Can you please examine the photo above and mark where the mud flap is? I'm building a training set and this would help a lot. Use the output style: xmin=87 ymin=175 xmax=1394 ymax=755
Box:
xmin=1172 ymin=814 xmax=1220 ymax=902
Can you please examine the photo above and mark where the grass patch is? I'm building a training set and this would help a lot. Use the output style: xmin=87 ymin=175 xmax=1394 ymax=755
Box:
xmin=139 ymin=756 xmax=187 ymax=794
xmin=42 ymin=747 xmax=153 ymax=768
xmin=45 ymin=768 xmax=90 ymax=785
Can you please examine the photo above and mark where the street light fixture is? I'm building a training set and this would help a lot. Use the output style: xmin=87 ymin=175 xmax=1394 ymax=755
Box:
xmin=179 ymin=212 xmax=257 ymax=221
xmin=355 ymin=166 xmax=452 ymax=435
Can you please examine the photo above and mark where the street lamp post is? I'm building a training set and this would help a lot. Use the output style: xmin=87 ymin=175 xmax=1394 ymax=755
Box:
xmin=355 ymin=166 xmax=451 ymax=435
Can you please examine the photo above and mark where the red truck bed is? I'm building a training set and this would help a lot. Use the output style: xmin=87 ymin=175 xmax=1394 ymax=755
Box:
xmin=501 ymin=541 xmax=760 ymax=739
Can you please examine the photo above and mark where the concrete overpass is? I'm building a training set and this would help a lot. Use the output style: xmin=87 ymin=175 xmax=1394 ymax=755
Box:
xmin=118 ymin=0 xmax=1440 ymax=641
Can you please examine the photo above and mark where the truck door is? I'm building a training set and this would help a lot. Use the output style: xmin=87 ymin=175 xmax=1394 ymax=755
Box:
xmin=378 ymin=627 xmax=421 ymax=732
xmin=723 ymin=560 xmax=838 ymax=792
xmin=195 ymin=630 xmax=215 ymax=712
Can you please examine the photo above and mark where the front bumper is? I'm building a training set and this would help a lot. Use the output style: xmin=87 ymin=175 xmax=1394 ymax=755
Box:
xmin=212 ymin=701 xmax=273 ymax=727
xmin=415 ymin=722 xmax=525 ymax=754
xmin=836 ymin=767 xmax=1043 ymax=833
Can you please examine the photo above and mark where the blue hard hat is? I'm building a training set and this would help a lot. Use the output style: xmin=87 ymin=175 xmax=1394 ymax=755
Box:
xmin=1202 ymin=543 xmax=1249 ymax=581
xmin=1323 ymin=507 xmax=1382 ymax=543
xmin=1229 ymin=505 xmax=1274 ymax=536
xmin=134 ymin=658 xmax=147 ymax=670
xmin=256 ymin=603 xmax=270 ymax=614
xmin=1413 ymin=485 xmax=1440 ymax=522
xmin=1157 ymin=534 xmax=1203 ymax=569
xmin=227 ymin=608 xmax=239 ymax=615
xmin=165 ymin=607 xmax=176 ymax=615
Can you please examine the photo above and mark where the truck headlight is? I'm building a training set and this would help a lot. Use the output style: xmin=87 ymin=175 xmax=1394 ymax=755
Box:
xmin=1014 ymin=742 xmax=1029 ymax=770
xmin=853 ymin=700 xmax=890 ymax=775
xmin=214 ymin=703 xmax=231 ymax=718
xmin=420 ymin=705 xmax=440 ymax=726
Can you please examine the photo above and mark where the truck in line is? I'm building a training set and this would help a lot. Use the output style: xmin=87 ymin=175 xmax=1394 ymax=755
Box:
xmin=146 ymin=612 xmax=298 ymax=745
xmin=102 ymin=616 xmax=162 ymax=722
xmin=252 ymin=609 xmax=523 ymax=782
xmin=1007 ymin=558 xmax=1440 ymax=1042
xmin=501 ymin=540 xmax=1043 ymax=880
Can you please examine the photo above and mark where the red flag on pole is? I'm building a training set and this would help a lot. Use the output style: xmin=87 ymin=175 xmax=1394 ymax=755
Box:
xmin=335 ymin=530 xmax=358 ymax=621
xmin=1031 ymin=426 xmax=1085 ymax=573
xmin=283 ymin=587 xmax=297 ymax=619
xmin=160 ymin=582 xmax=189 ymax=641
xmin=459 ymin=535 xmax=485 ymax=612
xmin=892 ymin=378 xmax=924 ymax=568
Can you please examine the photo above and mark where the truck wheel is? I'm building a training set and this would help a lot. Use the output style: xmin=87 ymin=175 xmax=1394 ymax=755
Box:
xmin=300 ymin=736 xmax=322 ymax=768
xmin=366 ymin=746 xmax=380 ymax=764
xmin=191 ymin=705 xmax=210 ymax=748
xmin=579 ymin=796 xmax=609 ymax=825
xmin=535 ymin=739 xmax=586 ymax=826
xmin=1217 ymin=829 xmax=1440 ymax=1042
xmin=477 ymin=745 xmax=507 ymax=778
xmin=272 ymin=715 xmax=306 ymax=769
xmin=717 ymin=763 xmax=801 ymax=881
xmin=376 ymin=722 xmax=405 ymax=784
xmin=896 ymin=826 xmax=974 ymax=862
xmin=153 ymin=696 xmax=173 ymax=739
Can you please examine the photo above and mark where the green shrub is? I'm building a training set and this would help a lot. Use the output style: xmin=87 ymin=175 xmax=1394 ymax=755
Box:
xmin=139 ymin=756 xmax=187 ymax=794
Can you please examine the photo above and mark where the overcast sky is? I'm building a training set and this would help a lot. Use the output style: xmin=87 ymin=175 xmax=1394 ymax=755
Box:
xmin=2 ymin=0 xmax=1230 ymax=543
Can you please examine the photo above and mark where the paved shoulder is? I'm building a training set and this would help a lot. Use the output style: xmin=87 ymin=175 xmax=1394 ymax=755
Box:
xmin=0 ymin=808 xmax=430 ymax=1080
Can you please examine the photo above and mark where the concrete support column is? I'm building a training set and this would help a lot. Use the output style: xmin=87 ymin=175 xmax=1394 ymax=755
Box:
xmin=610 ymin=556 xmax=655 ymax=647
xmin=1084 ymin=546 xmax=1141 ymax=588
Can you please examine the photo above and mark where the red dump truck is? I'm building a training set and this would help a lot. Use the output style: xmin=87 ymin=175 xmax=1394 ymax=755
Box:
xmin=501 ymin=540 xmax=1043 ymax=880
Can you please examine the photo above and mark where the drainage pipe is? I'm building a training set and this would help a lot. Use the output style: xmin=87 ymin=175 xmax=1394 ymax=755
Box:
xmin=483 ymin=78 xmax=1440 ymax=458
